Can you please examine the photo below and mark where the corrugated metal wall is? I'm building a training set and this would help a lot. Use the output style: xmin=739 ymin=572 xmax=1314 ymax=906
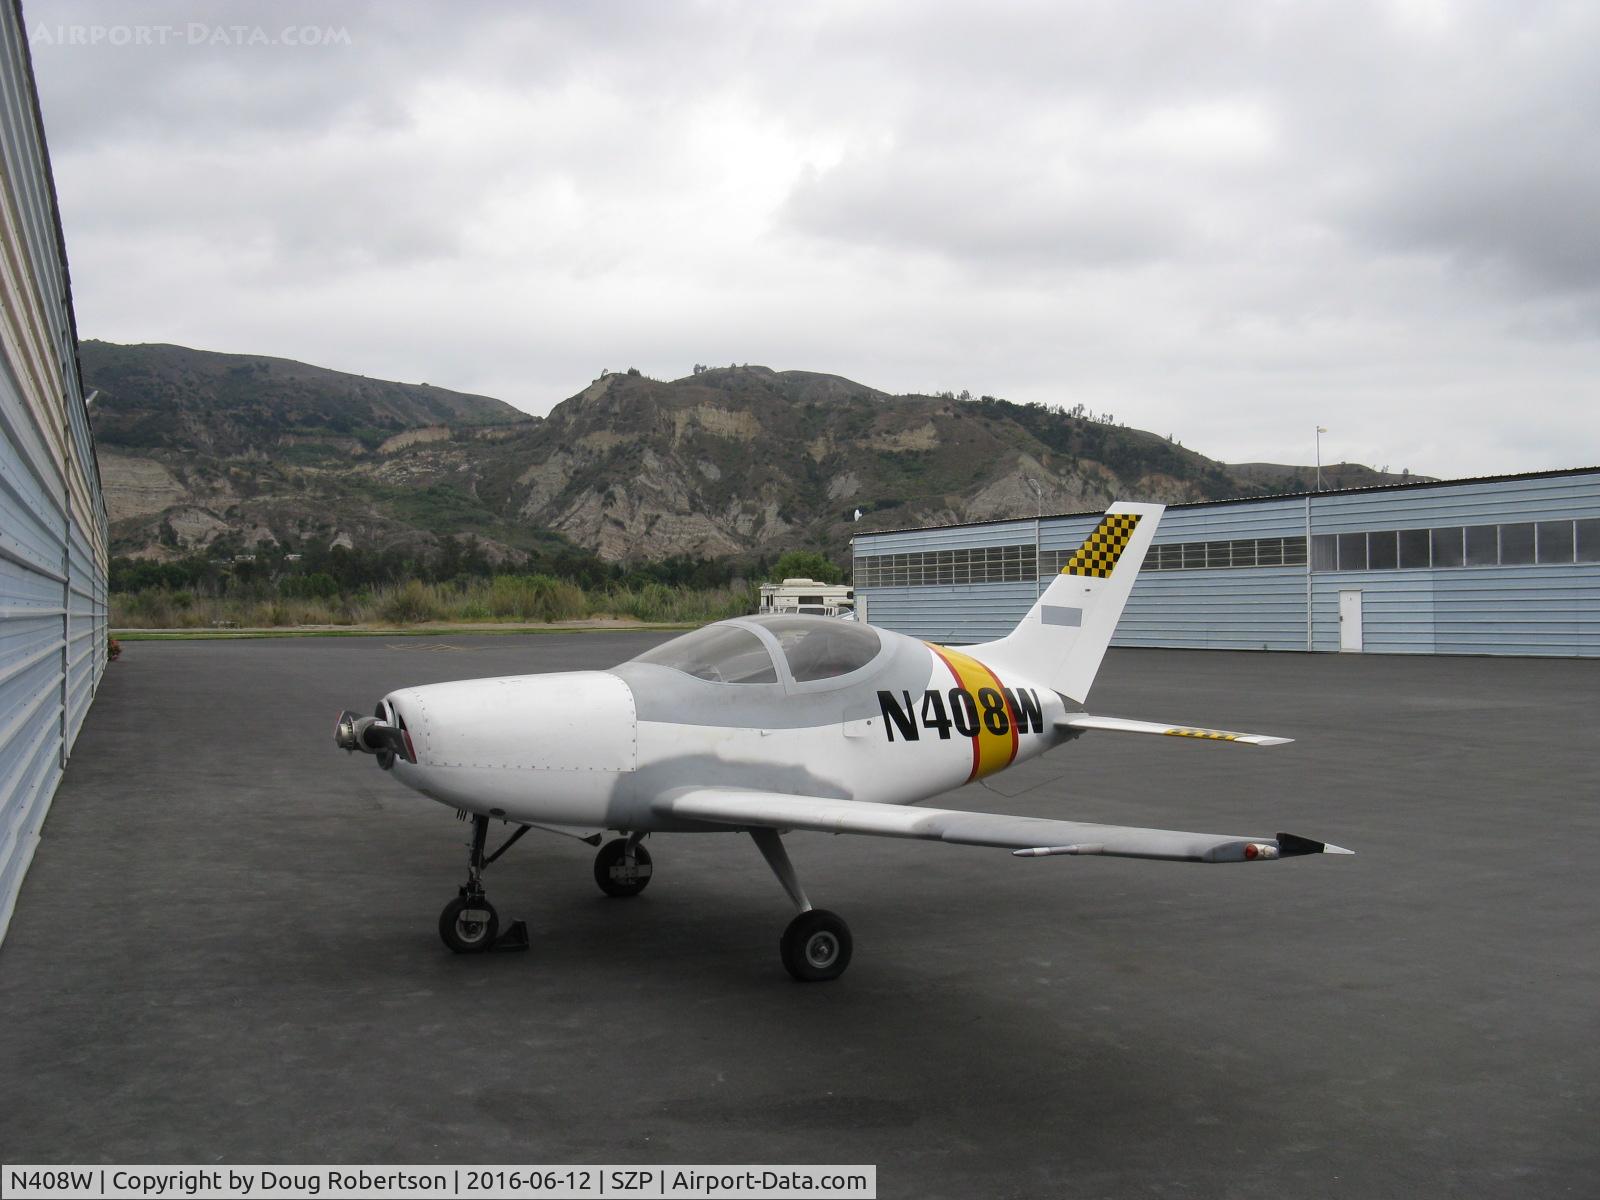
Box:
xmin=0 ymin=0 xmax=108 ymax=944
xmin=1303 ymin=471 xmax=1600 ymax=655
xmin=853 ymin=471 xmax=1600 ymax=656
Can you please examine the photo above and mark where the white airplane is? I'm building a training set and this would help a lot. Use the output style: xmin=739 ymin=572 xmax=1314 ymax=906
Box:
xmin=335 ymin=502 xmax=1350 ymax=980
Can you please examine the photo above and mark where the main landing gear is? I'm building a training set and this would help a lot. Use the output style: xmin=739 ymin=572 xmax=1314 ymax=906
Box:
xmin=438 ymin=813 xmax=531 ymax=954
xmin=593 ymin=835 xmax=653 ymax=898
xmin=437 ymin=818 xmax=849 ymax=981
xmin=751 ymin=828 xmax=853 ymax=982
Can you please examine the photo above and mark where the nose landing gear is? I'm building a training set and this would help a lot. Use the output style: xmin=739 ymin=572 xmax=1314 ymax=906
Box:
xmin=438 ymin=812 xmax=530 ymax=954
xmin=439 ymin=893 xmax=499 ymax=952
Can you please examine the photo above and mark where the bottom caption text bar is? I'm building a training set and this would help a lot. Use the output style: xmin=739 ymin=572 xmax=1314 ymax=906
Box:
xmin=3 ymin=1166 xmax=876 ymax=1200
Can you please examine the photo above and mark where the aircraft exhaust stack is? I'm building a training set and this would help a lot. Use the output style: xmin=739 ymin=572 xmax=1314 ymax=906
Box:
xmin=334 ymin=709 xmax=413 ymax=762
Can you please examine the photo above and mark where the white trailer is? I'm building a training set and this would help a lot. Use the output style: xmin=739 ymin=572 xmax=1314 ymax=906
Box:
xmin=757 ymin=578 xmax=856 ymax=618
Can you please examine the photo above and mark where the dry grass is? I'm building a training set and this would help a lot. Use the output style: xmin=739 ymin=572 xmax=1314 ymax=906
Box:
xmin=112 ymin=575 xmax=757 ymax=629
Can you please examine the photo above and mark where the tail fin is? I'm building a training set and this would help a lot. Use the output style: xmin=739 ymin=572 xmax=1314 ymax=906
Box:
xmin=970 ymin=502 xmax=1163 ymax=703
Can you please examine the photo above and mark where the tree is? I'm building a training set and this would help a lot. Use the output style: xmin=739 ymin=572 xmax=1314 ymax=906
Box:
xmin=768 ymin=550 xmax=843 ymax=584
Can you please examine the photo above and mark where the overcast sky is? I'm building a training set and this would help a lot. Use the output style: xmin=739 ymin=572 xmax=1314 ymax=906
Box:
xmin=25 ymin=0 xmax=1600 ymax=477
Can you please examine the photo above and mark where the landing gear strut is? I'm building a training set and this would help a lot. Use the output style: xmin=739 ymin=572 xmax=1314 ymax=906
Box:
xmin=438 ymin=813 xmax=529 ymax=953
xmin=751 ymin=828 xmax=853 ymax=982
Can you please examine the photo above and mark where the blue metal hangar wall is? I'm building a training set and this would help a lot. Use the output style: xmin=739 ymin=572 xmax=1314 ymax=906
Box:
xmin=0 ymin=0 xmax=109 ymax=943
xmin=851 ymin=468 xmax=1600 ymax=657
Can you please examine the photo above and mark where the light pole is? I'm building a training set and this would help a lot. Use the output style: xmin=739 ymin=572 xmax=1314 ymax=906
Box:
xmin=1026 ymin=478 xmax=1044 ymax=598
xmin=1315 ymin=426 xmax=1328 ymax=491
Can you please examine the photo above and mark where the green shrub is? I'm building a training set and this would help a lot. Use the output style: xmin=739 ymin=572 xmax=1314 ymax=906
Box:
xmin=377 ymin=580 xmax=444 ymax=624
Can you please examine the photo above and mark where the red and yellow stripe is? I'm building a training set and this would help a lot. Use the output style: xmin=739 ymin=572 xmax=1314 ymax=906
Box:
xmin=925 ymin=643 xmax=1019 ymax=782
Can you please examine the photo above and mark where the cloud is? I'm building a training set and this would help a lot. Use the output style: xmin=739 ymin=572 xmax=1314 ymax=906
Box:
xmin=23 ymin=0 xmax=1600 ymax=477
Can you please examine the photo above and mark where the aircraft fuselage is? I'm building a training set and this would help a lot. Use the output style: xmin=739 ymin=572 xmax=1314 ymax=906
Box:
xmin=382 ymin=625 xmax=1071 ymax=833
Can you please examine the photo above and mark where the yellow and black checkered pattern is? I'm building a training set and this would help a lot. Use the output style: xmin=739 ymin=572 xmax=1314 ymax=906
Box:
xmin=1163 ymin=727 xmax=1241 ymax=742
xmin=1061 ymin=512 xmax=1142 ymax=578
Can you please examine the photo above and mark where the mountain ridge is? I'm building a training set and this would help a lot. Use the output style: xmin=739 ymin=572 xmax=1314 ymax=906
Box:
xmin=81 ymin=342 xmax=1428 ymax=563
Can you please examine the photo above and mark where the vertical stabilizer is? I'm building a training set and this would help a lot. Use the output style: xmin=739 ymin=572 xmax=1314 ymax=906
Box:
xmin=969 ymin=502 xmax=1163 ymax=703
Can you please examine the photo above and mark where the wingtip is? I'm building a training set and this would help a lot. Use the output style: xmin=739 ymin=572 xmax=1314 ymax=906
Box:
xmin=1276 ymin=832 xmax=1354 ymax=858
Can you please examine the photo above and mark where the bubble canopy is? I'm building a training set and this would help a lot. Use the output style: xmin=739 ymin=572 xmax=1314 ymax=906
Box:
xmin=628 ymin=615 xmax=883 ymax=685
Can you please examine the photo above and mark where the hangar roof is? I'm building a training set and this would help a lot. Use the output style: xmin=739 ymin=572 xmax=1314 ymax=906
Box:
xmin=850 ymin=465 xmax=1600 ymax=540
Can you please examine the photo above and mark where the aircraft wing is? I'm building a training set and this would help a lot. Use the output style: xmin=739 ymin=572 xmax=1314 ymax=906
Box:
xmin=1059 ymin=714 xmax=1293 ymax=746
xmin=655 ymin=788 xmax=1350 ymax=863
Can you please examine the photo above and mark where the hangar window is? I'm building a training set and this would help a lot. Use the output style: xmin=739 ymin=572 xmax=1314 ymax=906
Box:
xmin=1465 ymin=524 xmax=1499 ymax=566
xmin=1368 ymin=530 xmax=1399 ymax=570
xmin=859 ymin=533 xmax=1320 ymax=583
xmin=749 ymin=615 xmax=882 ymax=682
xmin=1431 ymin=527 xmax=1465 ymax=568
xmin=631 ymin=624 xmax=778 ymax=684
xmin=1536 ymin=521 xmax=1573 ymax=564
xmin=1314 ymin=522 xmax=1598 ymax=572
xmin=1578 ymin=519 xmax=1600 ymax=563
xmin=1498 ymin=522 xmax=1535 ymax=565
xmin=1398 ymin=528 xmax=1430 ymax=568
xmin=1337 ymin=533 xmax=1367 ymax=571
xmin=1135 ymin=535 xmax=1312 ymax=571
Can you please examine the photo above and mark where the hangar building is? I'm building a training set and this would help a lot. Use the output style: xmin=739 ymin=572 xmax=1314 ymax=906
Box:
xmin=0 ymin=0 xmax=109 ymax=943
xmin=851 ymin=468 xmax=1600 ymax=657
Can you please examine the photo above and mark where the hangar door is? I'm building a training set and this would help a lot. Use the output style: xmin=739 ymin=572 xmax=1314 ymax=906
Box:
xmin=1339 ymin=590 xmax=1364 ymax=652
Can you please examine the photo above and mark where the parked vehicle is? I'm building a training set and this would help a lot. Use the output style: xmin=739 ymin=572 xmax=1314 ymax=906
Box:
xmin=757 ymin=578 xmax=855 ymax=619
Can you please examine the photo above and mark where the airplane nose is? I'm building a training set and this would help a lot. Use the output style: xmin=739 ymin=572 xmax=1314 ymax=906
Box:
xmin=385 ymin=671 xmax=637 ymax=773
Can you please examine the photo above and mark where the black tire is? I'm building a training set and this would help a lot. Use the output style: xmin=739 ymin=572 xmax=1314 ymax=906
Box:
xmin=439 ymin=895 xmax=499 ymax=953
xmin=780 ymin=909 xmax=853 ymax=982
xmin=594 ymin=839 xmax=653 ymax=898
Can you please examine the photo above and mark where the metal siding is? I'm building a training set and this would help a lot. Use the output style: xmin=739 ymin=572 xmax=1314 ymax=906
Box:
xmin=856 ymin=517 xmax=1037 ymax=555
xmin=1116 ymin=568 xmax=1309 ymax=651
xmin=1038 ymin=514 xmax=1100 ymax=552
xmin=859 ymin=583 xmax=1038 ymax=644
xmin=1150 ymin=496 xmax=1310 ymax=542
xmin=1433 ymin=566 xmax=1600 ymax=656
xmin=0 ymin=2 xmax=108 ymax=946
xmin=1308 ymin=473 xmax=1600 ymax=533
xmin=1310 ymin=573 xmax=1437 ymax=654
xmin=854 ymin=472 xmax=1600 ymax=658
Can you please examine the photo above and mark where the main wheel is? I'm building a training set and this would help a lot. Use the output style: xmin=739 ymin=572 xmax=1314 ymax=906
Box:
xmin=780 ymin=909 xmax=853 ymax=982
xmin=439 ymin=894 xmax=500 ymax=953
xmin=594 ymin=839 xmax=653 ymax=898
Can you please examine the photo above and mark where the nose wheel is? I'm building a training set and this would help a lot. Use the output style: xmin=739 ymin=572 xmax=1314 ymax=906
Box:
xmin=438 ymin=813 xmax=528 ymax=954
xmin=439 ymin=893 xmax=499 ymax=952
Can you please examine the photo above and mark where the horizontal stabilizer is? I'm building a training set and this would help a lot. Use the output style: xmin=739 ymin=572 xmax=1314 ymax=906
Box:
xmin=1060 ymin=714 xmax=1292 ymax=747
xmin=655 ymin=787 xmax=1350 ymax=864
